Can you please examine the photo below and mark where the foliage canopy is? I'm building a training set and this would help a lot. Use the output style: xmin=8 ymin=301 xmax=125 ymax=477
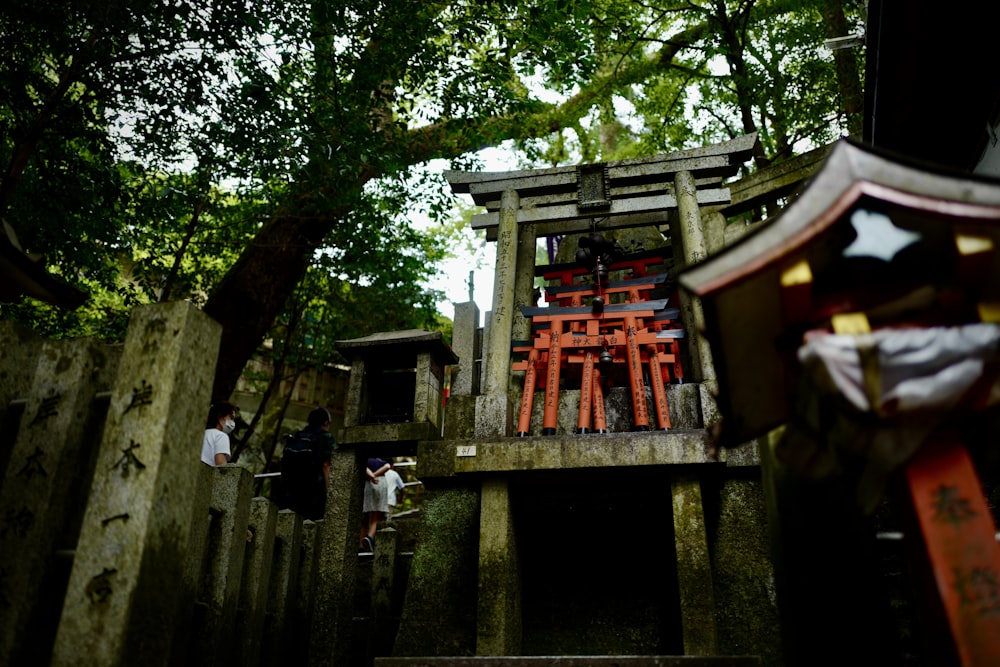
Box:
xmin=0 ymin=0 xmax=865 ymax=402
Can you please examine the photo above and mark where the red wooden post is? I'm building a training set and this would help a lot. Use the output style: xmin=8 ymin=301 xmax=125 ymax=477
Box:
xmin=623 ymin=313 xmax=650 ymax=431
xmin=516 ymin=348 xmax=539 ymax=437
xmin=647 ymin=344 xmax=672 ymax=429
xmin=577 ymin=351 xmax=594 ymax=434
xmin=542 ymin=322 xmax=562 ymax=436
xmin=591 ymin=366 xmax=608 ymax=433
xmin=904 ymin=435 xmax=1000 ymax=666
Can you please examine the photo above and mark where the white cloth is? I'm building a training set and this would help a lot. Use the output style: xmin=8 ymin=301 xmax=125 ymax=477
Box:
xmin=201 ymin=428 xmax=230 ymax=466
xmin=384 ymin=469 xmax=405 ymax=507
xmin=798 ymin=323 xmax=1000 ymax=415
xmin=780 ymin=323 xmax=1000 ymax=513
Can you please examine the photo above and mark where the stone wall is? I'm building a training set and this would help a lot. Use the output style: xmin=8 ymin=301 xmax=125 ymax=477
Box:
xmin=0 ymin=303 xmax=391 ymax=667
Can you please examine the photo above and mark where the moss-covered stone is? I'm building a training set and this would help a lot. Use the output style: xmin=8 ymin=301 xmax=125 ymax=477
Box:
xmin=710 ymin=475 xmax=783 ymax=666
xmin=393 ymin=484 xmax=481 ymax=656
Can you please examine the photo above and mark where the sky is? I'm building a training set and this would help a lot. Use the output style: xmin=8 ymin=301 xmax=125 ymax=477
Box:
xmin=422 ymin=144 xmax=524 ymax=325
xmin=421 ymin=86 xmax=643 ymax=324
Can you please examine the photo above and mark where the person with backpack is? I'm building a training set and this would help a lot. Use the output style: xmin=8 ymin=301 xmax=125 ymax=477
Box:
xmin=277 ymin=407 xmax=336 ymax=520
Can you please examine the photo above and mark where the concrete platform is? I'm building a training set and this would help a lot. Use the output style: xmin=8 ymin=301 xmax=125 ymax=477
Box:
xmin=417 ymin=429 xmax=736 ymax=479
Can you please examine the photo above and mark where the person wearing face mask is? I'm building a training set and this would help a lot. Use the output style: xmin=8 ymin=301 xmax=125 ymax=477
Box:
xmin=201 ymin=401 xmax=237 ymax=466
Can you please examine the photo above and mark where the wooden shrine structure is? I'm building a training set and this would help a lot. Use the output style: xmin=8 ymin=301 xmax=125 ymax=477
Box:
xmin=513 ymin=248 xmax=686 ymax=436
xmin=680 ymin=139 xmax=1000 ymax=666
xmin=404 ymin=133 xmax=779 ymax=663
xmin=443 ymin=133 xmax=758 ymax=439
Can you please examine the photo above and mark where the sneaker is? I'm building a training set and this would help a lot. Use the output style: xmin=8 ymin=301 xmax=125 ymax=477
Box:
xmin=360 ymin=536 xmax=373 ymax=553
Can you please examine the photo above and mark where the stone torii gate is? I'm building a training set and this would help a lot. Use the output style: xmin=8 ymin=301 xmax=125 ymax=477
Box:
xmin=426 ymin=134 xmax=762 ymax=658
xmin=444 ymin=132 xmax=759 ymax=439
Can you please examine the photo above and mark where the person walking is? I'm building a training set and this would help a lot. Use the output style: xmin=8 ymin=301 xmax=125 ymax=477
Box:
xmin=360 ymin=456 xmax=391 ymax=553
xmin=277 ymin=407 xmax=336 ymax=520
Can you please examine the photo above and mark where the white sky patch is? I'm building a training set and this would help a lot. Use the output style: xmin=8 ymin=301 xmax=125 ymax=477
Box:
xmin=423 ymin=69 xmax=620 ymax=321
xmin=612 ymin=93 xmax=642 ymax=133
xmin=417 ymin=142 xmax=530 ymax=321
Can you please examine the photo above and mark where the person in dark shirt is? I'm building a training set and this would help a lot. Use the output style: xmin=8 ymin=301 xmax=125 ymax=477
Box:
xmin=277 ymin=407 xmax=336 ymax=520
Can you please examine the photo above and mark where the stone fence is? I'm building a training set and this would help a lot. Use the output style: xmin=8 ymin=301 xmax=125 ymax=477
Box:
xmin=0 ymin=302 xmax=392 ymax=667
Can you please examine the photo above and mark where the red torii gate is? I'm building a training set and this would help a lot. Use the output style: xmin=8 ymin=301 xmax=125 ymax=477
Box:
xmin=512 ymin=246 xmax=685 ymax=436
xmin=443 ymin=132 xmax=758 ymax=439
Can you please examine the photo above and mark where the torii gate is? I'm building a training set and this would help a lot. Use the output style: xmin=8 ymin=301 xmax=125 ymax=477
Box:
xmin=444 ymin=133 xmax=758 ymax=437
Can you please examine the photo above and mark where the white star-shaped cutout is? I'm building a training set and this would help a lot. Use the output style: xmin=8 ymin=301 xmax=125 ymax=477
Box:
xmin=842 ymin=209 xmax=922 ymax=262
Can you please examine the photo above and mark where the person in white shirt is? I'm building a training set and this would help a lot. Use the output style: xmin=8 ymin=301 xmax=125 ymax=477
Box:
xmin=201 ymin=401 xmax=237 ymax=466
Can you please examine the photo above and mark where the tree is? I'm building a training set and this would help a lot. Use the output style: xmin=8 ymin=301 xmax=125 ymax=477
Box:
xmin=1 ymin=0 xmax=865 ymax=402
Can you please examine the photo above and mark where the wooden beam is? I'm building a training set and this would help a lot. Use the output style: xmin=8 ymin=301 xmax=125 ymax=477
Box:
xmin=474 ymin=176 xmax=725 ymax=212
xmin=485 ymin=211 xmax=672 ymax=241
xmin=475 ymin=188 xmax=730 ymax=235
xmin=703 ymin=144 xmax=833 ymax=218
xmin=444 ymin=132 xmax=758 ymax=195
xmin=460 ymin=156 xmax=736 ymax=206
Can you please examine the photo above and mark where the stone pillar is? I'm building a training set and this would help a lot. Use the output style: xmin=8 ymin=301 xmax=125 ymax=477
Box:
xmin=477 ymin=476 xmax=521 ymax=655
xmin=446 ymin=302 xmax=482 ymax=439
xmin=450 ymin=301 xmax=481 ymax=397
xmin=393 ymin=485 xmax=481 ymax=656
xmin=711 ymin=463 xmax=783 ymax=665
xmin=472 ymin=216 xmax=533 ymax=655
xmin=512 ymin=222 xmax=537 ymax=342
xmin=671 ymin=474 xmax=718 ymax=656
xmin=700 ymin=208 xmax=729 ymax=431
xmin=344 ymin=357 xmax=366 ymax=428
xmin=413 ymin=351 xmax=444 ymax=431
xmin=673 ymin=170 xmax=716 ymax=385
xmin=0 ymin=338 xmax=119 ymax=666
xmin=236 ymin=497 xmax=279 ymax=667
xmin=288 ymin=519 xmax=323 ymax=666
xmin=192 ymin=465 xmax=256 ymax=667
xmin=702 ymin=210 xmax=728 ymax=255
xmin=476 ymin=189 xmax=519 ymax=437
xmin=481 ymin=314 xmax=492 ymax=388
xmin=369 ymin=526 xmax=399 ymax=657
xmin=296 ymin=519 xmax=322 ymax=623
xmin=171 ymin=462 xmax=215 ymax=667
xmin=0 ymin=320 xmax=43 ymax=481
xmin=262 ymin=509 xmax=304 ymax=666
xmin=308 ymin=447 xmax=362 ymax=667
xmin=51 ymin=301 xmax=221 ymax=667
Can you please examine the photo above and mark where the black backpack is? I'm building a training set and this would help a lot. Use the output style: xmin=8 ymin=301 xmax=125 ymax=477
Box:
xmin=279 ymin=430 xmax=326 ymax=517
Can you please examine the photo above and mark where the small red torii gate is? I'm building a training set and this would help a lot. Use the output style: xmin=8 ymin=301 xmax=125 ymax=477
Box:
xmin=512 ymin=244 xmax=685 ymax=436
xmin=443 ymin=134 xmax=758 ymax=442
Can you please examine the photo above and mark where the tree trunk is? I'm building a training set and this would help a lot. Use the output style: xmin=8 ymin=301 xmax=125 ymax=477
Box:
xmin=821 ymin=0 xmax=864 ymax=138
xmin=203 ymin=202 xmax=346 ymax=402
xmin=714 ymin=2 xmax=769 ymax=169
xmin=231 ymin=295 xmax=304 ymax=464
xmin=263 ymin=366 xmax=303 ymax=470
xmin=231 ymin=357 xmax=286 ymax=465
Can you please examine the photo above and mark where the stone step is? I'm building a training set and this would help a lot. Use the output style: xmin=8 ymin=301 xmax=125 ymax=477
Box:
xmin=376 ymin=657 xmax=761 ymax=667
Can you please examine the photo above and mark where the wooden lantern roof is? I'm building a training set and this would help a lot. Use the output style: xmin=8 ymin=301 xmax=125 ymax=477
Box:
xmin=335 ymin=329 xmax=459 ymax=369
xmin=678 ymin=139 xmax=1000 ymax=446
